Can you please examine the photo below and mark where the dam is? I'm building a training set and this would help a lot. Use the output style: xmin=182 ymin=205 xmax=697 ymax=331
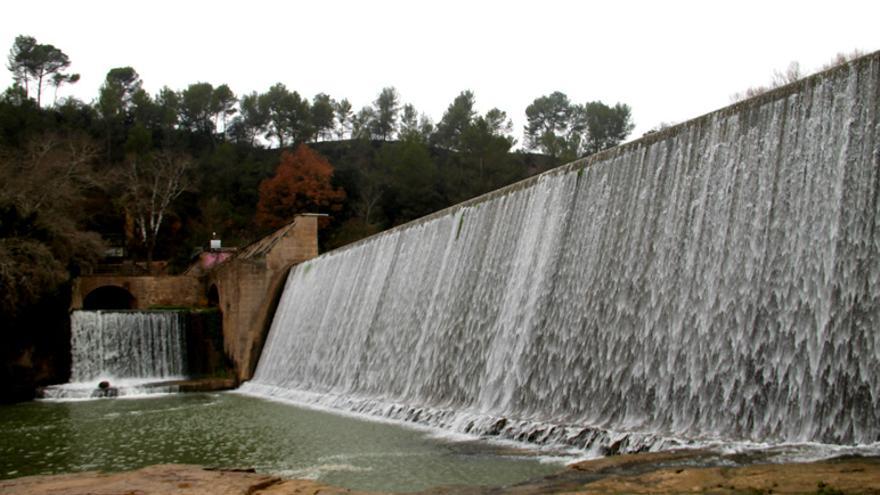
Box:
xmin=240 ymin=52 xmax=880 ymax=453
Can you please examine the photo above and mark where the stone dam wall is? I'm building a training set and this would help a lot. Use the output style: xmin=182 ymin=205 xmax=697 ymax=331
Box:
xmin=242 ymin=51 xmax=880 ymax=452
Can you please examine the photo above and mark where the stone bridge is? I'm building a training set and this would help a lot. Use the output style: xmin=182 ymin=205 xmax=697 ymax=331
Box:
xmin=70 ymin=214 xmax=321 ymax=382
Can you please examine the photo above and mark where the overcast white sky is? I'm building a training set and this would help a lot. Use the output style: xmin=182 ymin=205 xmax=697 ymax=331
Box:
xmin=2 ymin=0 xmax=878 ymax=144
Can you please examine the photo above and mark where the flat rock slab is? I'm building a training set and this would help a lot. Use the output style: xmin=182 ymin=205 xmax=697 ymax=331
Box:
xmin=571 ymin=458 xmax=880 ymax=494
xmin=556 ymin=454 xmax=880 ymax=494
xmin=0 ymin=464 xmax=367 ymax=495
xmin=3 ymin=456 xmax=880 ymax=494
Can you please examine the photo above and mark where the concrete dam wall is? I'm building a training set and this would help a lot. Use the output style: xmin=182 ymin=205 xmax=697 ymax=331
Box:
xmin=241 ymin=52 xmax=880 ymax=453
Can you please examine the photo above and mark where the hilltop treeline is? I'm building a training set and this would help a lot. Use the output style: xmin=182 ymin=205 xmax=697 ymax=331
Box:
xmin=2 ymin=35 xmax=635 ymax=259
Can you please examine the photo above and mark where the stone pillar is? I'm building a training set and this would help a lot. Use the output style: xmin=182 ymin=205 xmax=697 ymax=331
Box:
xmin=212 ymin=214 xmax=321 ymax=382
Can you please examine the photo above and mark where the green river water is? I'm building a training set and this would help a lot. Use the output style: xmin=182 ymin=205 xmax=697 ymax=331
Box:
xmin=0 ymin=392 xmax=563 ymax=492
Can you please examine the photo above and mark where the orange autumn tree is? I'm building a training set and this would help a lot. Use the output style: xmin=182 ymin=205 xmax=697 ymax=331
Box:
xmin=255 ymin=144 xmax=346 ymax=229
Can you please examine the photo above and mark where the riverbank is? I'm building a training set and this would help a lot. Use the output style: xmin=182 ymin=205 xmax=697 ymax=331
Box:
xmin=3 ymin=453 xmax=879 ymax=494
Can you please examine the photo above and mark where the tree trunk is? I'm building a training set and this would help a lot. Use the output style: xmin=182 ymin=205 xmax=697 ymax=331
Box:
xmin=36 ymin=74 xmax=43 ymax=107
xmin=146 ymin=238 xmax=155 ymax=275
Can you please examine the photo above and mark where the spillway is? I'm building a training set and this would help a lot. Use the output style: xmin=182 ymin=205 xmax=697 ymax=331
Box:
xmin=242 ymin=54 xmax=880 ymax=453
xmin=70 ymin=310 xmax=187 ymax=382
xmin=42 ymin=310 xmax=187 ymax=399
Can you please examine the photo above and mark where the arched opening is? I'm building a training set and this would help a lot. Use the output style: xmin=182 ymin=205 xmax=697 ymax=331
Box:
xmin=83 ymin=286 xmax=136 ymax=310
xmin=207 ymin=284 xmax=220 ymax=307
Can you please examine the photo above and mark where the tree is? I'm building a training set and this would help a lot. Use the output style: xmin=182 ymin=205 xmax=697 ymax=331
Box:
xmin=49 ymin=72 xmax=80 ymax=106
xmin=377 ymin=137 xmax=443 ymax=223
xmin=0 ymin=133 xmax=104 ymax=315
xmin=229 ymin=91 xmax=267 ymax=146
xmin=97 ymin=67 xmax=144 ymax=161
xmin=6 ymin=35 xmax=78 ymax=107
xmin=730 ymin=60 xmax=808 ymax=102
xmin=524 ymin=91 xmax=575 ymax=160
xmin=373 ymin=87 xmax=399 ymax=141
xmin=121 ymin=150 xmax=193 ymax=271
xmin=525 ymin=92 xmax=634 ymax=160
xmin=334 ymin=98 xmax=353 ymax=139
xmin=180 ymin=82 xmax=215 ymax=135
xmin=255 ymin=144 xmax=345 ymax=229
xmin=260 ymin=83 xmax=312 ymax=147
xmin=0 ymin=133 xmax=102 ymax=218
xmin=460 ymin=108 xmax=516 ymax=182
xmin=579 ymin=101 xmax=634 ymax=155
xmin=398 ymin=103 xmax=433 ymax=141
xmin=130 ymin=88 xmax=158 ymax=128
xmin=97 ymin=67 xmax=142 ymax=121
xmin=155 ymin=86 xmax=181 ymax=131
xmin=311 ymin=93 xmax=335 ymax=142
xmin=433 ymin=90 xmax=477 ymax=150
xmin=5 ymin=36 xmax=36 ymax=97
xmin=211 ymin=84 xmax=237 ymax=137
xmin=351 ymin=106 xmax=377 ymax=140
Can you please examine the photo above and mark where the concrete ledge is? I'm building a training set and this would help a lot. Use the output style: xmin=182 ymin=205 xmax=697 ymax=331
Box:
xmin=143 ymin=377 xmax=237 ymax=393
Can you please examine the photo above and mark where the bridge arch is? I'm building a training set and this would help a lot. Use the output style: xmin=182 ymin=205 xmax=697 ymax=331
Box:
xmin=82 ymin=286 xmax=136 ymax=310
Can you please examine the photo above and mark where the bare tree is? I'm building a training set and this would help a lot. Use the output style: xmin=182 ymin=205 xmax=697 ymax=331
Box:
xmin=0 ymin=134 xmax=104 ymax=315
xmin=123 ymin=151 xmax=192 ymax=272
xmin=0 ymin=133 xmax=100 ymax=215
xmin=731 ymin=51 xmax=866 ymax=103
xmin=820 ymin=49 xmax=865 ymax=71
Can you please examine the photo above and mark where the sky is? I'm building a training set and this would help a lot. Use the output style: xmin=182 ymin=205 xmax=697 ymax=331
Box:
xmin=2 ymin=0 xmax=879 ymax=145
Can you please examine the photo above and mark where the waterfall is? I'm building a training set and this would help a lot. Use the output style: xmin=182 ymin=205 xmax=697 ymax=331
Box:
xmin=42 ymin=310 xmax=187 ymax=399
xmin=69 ymin=310 xmax=187 ymax=383
xmin=242 ymin=55 xmax=880 ymax=452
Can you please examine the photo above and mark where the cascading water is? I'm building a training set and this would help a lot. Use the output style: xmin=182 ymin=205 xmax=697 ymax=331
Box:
xmin=241 ymin=54 xmax=880 ymax=453
xmin=70 ymin=310 xmax=187 ymax=382
xmin=42 ymin=310 xmax=188 ymax=399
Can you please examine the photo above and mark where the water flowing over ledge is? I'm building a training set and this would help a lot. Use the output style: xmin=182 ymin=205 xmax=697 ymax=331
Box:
xmin=246 ymin=53 xmax=880 ymax=453
xmin=43 ymin=310 xmax=188 ymax=399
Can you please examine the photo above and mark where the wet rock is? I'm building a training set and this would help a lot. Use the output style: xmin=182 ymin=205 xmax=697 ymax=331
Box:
xmin=486 ymin=418 xmax=507 ymax=436
xmin=90 ymin=386 xmax=118 ymax=398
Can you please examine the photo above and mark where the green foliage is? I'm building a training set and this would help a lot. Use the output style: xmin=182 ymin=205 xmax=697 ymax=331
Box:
xmin=260 ymin=83 xmax=312 ymax=148
xmin=229 ymin=91 xmax=266 ymax=145
xmin=373 ymin=87 xmax=399 ymax=141
xmin=0 ymin=32 xmax=638 ymax=264
xmin=398 ymin=103 xmax=433 ymax=142
xmin=180 ymin=82 xmax=218 ymax=137
xmin=333 ymin=98 xmax=353 ymax=139
xmin=351 ymin=106 xmax=377 ymax=140
xmin=211 ymin=84 xmax=237 ymax=137
xmin=6 ymin=35 xmax=77 ymax=107
xmin=377 ymin=138 xmax=443 ymax=223
xmin=579 ymin=101 xmax=635 ymax=155
xmin=525 ymin=92 xmax=634 ymax=162
xmin=433 ymin=90 xmax=476 ymax=151
xmin=524 ymin=91 xmax=574 ymax=160
xmin=311 ymin=93 xmax=335 ymax=141
xmin=98 ymin=67 xmax=142 ymax=119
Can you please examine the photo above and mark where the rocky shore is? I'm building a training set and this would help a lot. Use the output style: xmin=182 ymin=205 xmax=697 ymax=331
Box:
xmin=3 ymin=452 xmax=880 ymax=494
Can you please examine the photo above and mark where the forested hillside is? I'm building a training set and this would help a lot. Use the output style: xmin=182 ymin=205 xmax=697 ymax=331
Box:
xmin=0 ymin=35 xmax=634 ymax=399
